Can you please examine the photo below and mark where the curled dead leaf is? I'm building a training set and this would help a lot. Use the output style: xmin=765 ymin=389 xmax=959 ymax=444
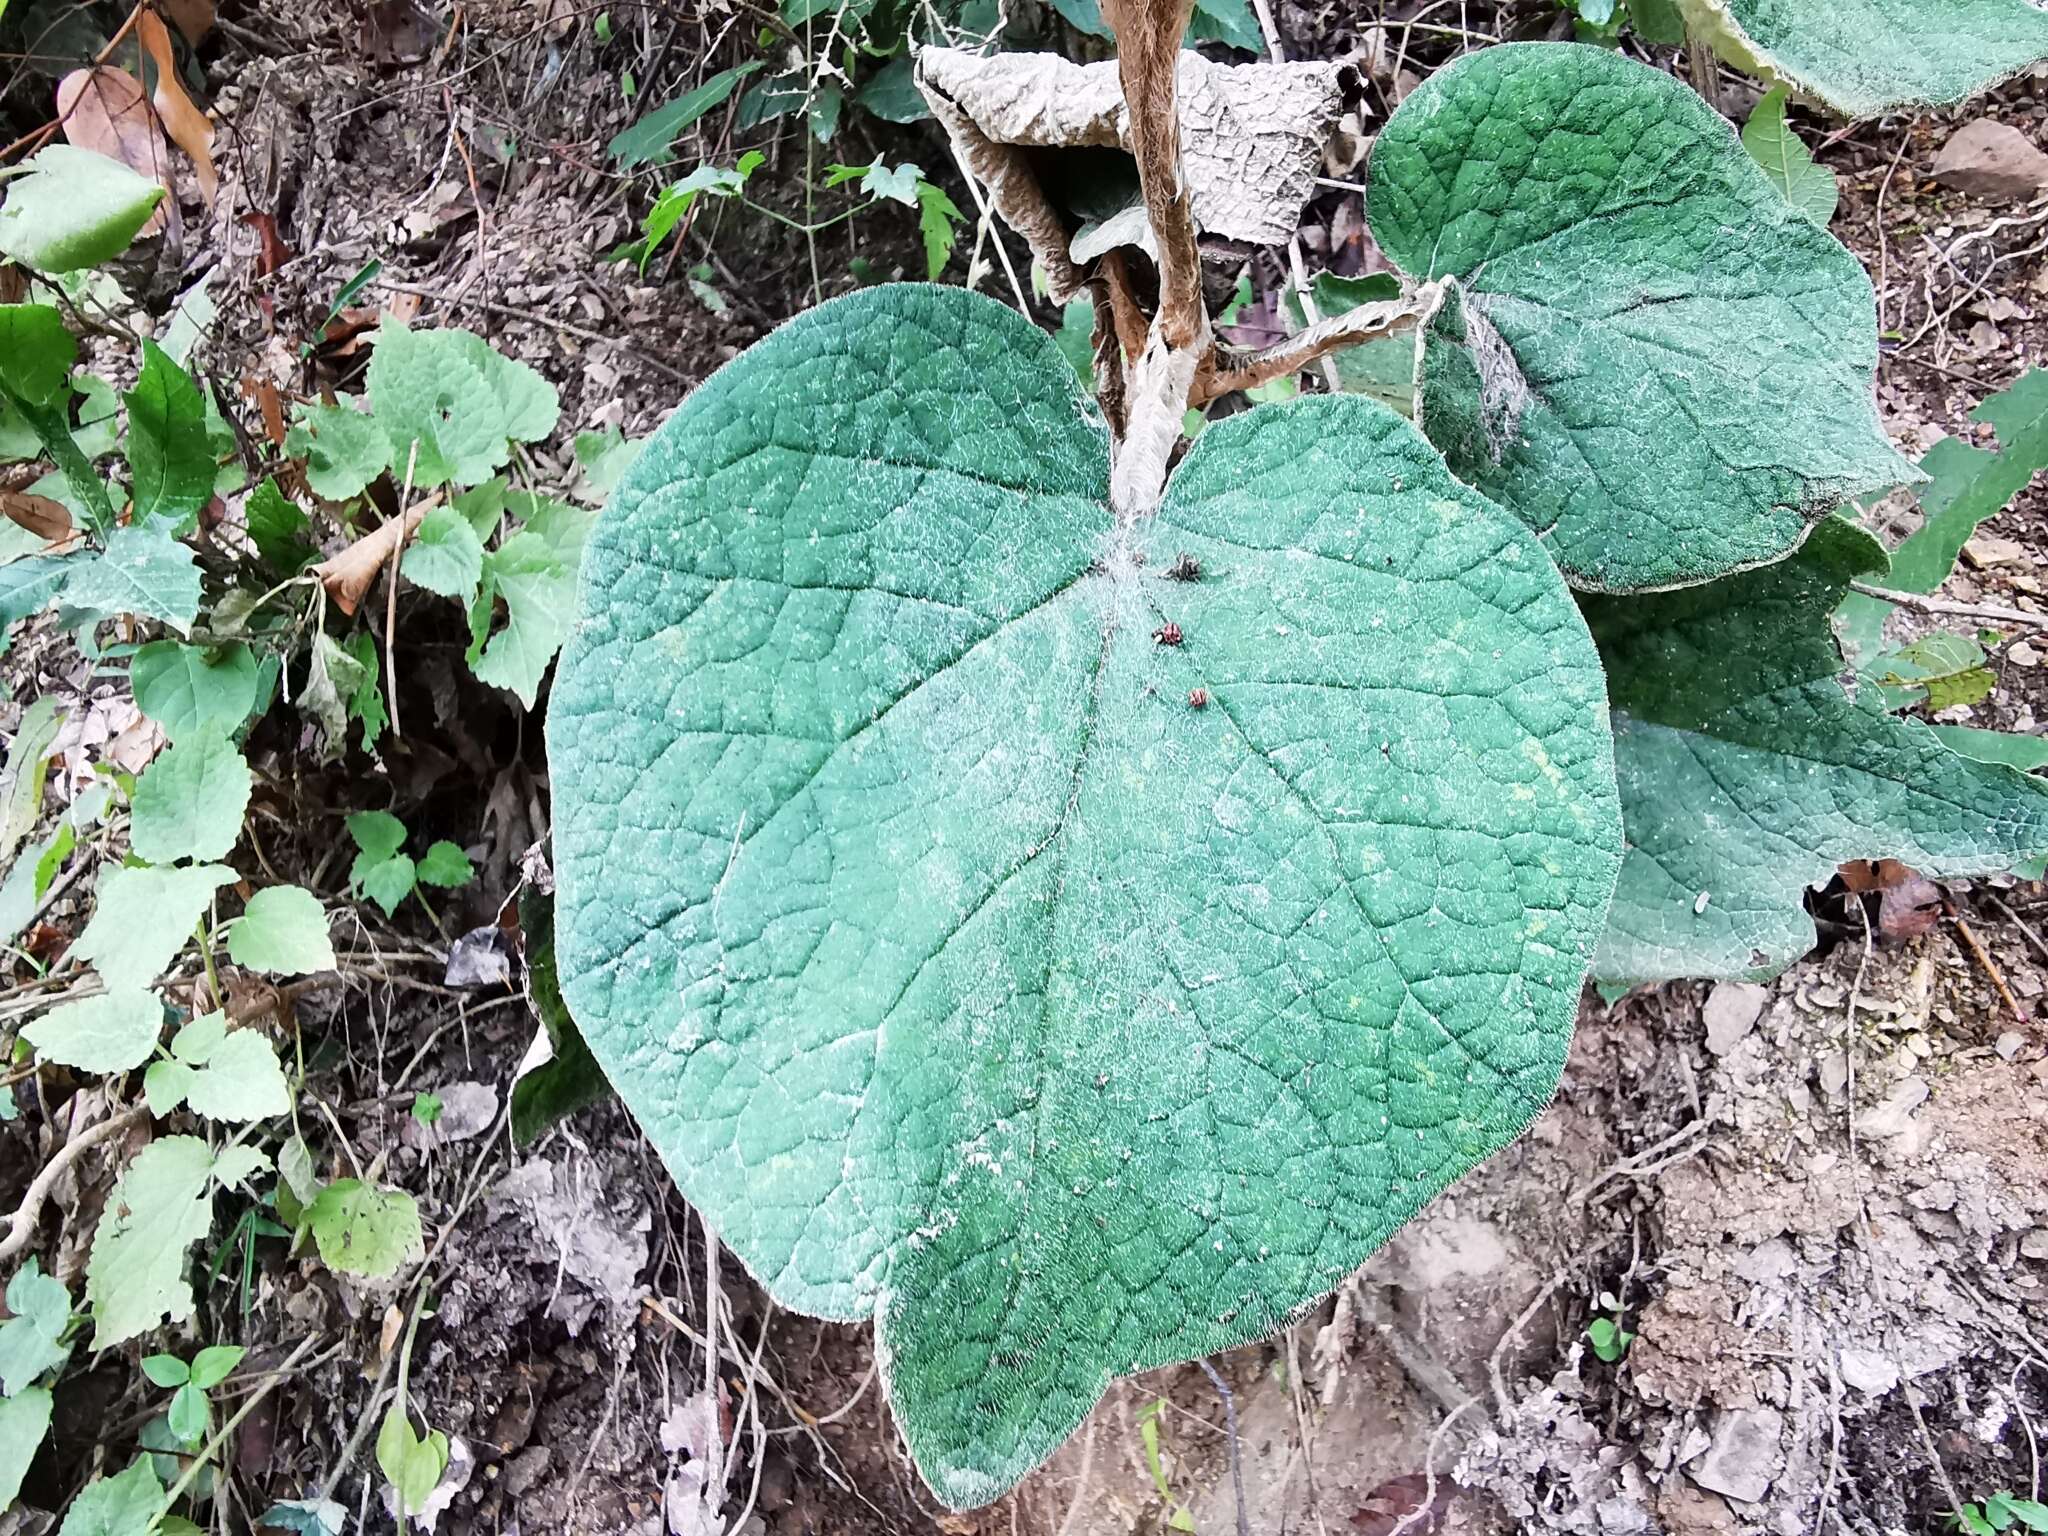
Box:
xmin=56 ymin=66 xmax=172 ymax=238
xmin=0 ymin=489 xmax=74 ymax=543
xmin=310 ymin=492 xmax=443 ymax=615
xmin=916 ymin=46 xmax=1355 ymax=301
xmin=137 ymin=10 xmax=217 ymax=204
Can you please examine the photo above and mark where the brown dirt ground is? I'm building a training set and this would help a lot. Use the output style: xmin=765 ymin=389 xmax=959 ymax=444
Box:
xmin=7 ymin=2 xmax=2048 ymax=1534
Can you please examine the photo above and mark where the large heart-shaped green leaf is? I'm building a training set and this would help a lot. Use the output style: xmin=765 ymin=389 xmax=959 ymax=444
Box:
xmin=1586 ymin=517 xmax=2048 ymax=984
xmin=1367 ymin=44 xmax=1915 ymax=593
xmin=1680 ymin=0 xmax=2048 ymax=119
xmin=548 ymin=285 xmax=1621 ymax=1505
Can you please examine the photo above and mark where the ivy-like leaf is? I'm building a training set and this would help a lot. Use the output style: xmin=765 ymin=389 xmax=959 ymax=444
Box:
xmin=61 ymin=520 xmax=203 ymax=633
xmin=0 ymin=145 xmax=164 ymax=274
xmin=124 ymin=341 xmax=214 ymax=534
xmin=87 ymin=1136 xmax=262 ymax=1347
xmin=129 ymin=728 xmax=251 ymax=863
xmin=466 ymin=531 xmax=575 ymax=708
xmin=401 ymin=503 xmax=485 ymax=606
xmin=308 ymin=1180 xmax=424 ymax=1277
xmin=131 ymin=640 xmax=261 ymax=741
xmin=1367 ymin=43 xmax=1915 ymax=592
xmin=23 ymin=988 xmax=163 ymax=1073
xmin=286 ymin=400 xmax=392 ymax=502
xmin=1678 ymin=0 xmax=2048 ymax=118
xmin=1586 ymin=518 xmax=2048 ymax=983
xmin=547 ymin=285 xmax=1622 ymax=1506
xmin=228 ymin=885 xmax=336 ymax=975
xmin=69 ymin=863 xmax=234 ymax=990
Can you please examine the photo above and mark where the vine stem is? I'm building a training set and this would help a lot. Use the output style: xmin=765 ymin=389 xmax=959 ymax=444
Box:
xmin=152 ymin=1333 xmax=323 ymax=1525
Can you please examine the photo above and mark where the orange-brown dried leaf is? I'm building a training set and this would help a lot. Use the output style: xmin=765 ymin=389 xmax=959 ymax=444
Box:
xmin=137 ymin=10 xmax=217 ymax=204
xmin=0 ymin=490 xmax=74 ymax=543
xmin=56 ymin=66 xmax=172 ymax=236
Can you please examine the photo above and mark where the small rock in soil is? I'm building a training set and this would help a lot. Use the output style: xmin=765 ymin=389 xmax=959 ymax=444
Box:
xmin=1837 ymin=1347 xmax=1900 ymax=1395
xmin=1964 ymin=534 xmax=2027 ymax=568
xmin=1933 ymin=120 xmax=2048 ymax=201
xmin=1702 ymin=982 xmax=1769 ymax=1055
xmin=1690 ymin=1405 xmax=1785 ymax=1504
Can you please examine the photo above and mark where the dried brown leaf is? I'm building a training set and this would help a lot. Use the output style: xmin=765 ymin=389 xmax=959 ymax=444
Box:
xmin=56 ymin=66 xmax=171 ymax=237
xmin=137 ymin=10 xmax=216 ymax=204
xmin=1 ymin=490 xmax=73 ymax=543
xmin=310 ymin=493 xmax=442 ymax=615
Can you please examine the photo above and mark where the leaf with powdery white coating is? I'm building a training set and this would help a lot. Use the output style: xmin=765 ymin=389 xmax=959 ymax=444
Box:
xmin=129 ymin=727 xmax=250 ymax=863
xmin=23 ymin=988 xmax=162 ymax=1073
xmin=181 ymin=1027 xmax=291 ymax=1122
xmin=1678 ymin=0 xmax=2048 ymax=119
xmin=62 ymin=521 xmax=202 ymax=632
xmin=1586 ymin=518 xmax=2048 ymax=983
xmin=546 ymin=284 xmax=1621 ymax=1507
xmin=1368 ymin=44 xmax=1916 ymax=592
xmin=228 ymin=885 xmax=335 ymax=975
xmin=70 ymin=863 xmax=234 ymax=990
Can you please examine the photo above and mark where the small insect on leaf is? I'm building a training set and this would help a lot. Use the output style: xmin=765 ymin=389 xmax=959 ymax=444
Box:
xmin=1164 ymin=552 xmax=1201 ymax=581
xmin=1153 ymin=622 xmax=1183 ymax=646
xmin=1187 ymin=688 xmax=1208 ymax=709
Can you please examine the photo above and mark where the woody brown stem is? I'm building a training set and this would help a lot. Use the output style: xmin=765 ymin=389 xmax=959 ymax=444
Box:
xmin=1103 ymin=0 xmax=1203 ymax=353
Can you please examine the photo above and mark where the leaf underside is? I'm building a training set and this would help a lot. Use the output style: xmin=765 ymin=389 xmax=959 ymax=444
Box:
xmin=1585 ymin=518 xmax=2048 ymax=984
xmin=548 ymin=285 xmax=1621 ymax=1506
xmin=1680 ymin=0 xmax=2048 ymax=119
xmin=1367 ymin=43 xmax=1913 ymax=593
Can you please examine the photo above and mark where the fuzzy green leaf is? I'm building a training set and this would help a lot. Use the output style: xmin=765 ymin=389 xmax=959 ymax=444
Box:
xmin=228 ymin=885 xmax=336 ymax=975
xmin=0 ymin=146 xmax=164 ymax=274
xmin=0 ymin=1389 xmax=52 ymax=1511
xmin=415 ymin=840 xmax=473 ymax=888
xmin=124 ymin=341 xmax=214 ymax=534
xmin=129 ymin=728 xmax=251 ymax=864
xmin=286 ymin=399 xmax=391 ymax=502
xmin=366 ymin=323 xmax=557 ymax=488
xmin=87 ymin=1137 xmax=252 ymax=1347
xmin=401 ymin=503 xmax=485 ymax=605
xmin=547 ymin=284 xmax=1622 ymax=1506
xmin=359 ymin=853 xmax=416 ymax=917
xmin=1678 ymin=0 xmax=2048 ymax=118
xmin=308 ymin=1179 xmax=424 ymax=1277
xmin=1368 ymin=43 xmax=1915 ymax=592
xmin=1587 ymin=519 xmax=2048 ymax=983
xmin=0 ymin=1259 xmax=72 ymax=1395
xmin=131 ymin=640 xmax=262 ymax=741
xmin=1741 ymin=88 xmax=1838 ymax=226
xmin=69 ymin=863 xmax=234 ymax=991
xmin=181 ymin=1026 xmax=291 ymax=1122
xmin=61 ymin=521 xmax=203 ymax=633
xmin=347 ymin=809 xmax=407 ymax=867
xmin=55 ymin=1457 xmax=164 ymax=1536
xmin=23 ymin=988 xmax=162 ymax=1073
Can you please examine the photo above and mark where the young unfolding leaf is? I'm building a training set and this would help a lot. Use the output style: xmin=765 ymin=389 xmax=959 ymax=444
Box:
xmin=1368 ymin=44 xmax=1913 ymax=592
xmin=69 ymin=863 xmax=233 ymax=990
xmin=1677 ymin=0 xmax=2048 ymax=118
xmin=308 ymin=1179 xmax=424 ymax=1277
xmin=548 ymin=285 xmax=1621 ymax=1506
xmin=23 ymin=988 xmax=162 ymax=1073
xmin=87 ymin=1136 xmax=268 ymax=1347
xmin=228 ymin=885 xmax=336 ymax=975
xmin=0 ymin=145 xmax=166 ymax=273
xmin=129 ymin=728 xmax=251 ymax=863
xmin=1586 ymin=520 xmax=2048 ymax=983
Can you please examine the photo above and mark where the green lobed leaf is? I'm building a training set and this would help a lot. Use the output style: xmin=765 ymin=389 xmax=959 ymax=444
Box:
xmin=0 ymin=146 xmax=164 ymax=274
xmin=1677 ymin=0 xmax=2048 ymax=118
xmin=69 ymin=863 xmax=234 ymax=990
xmin=365 ymin=323 xmax=557 ymax=488
xmin=0 ymin=1388 xmax=52 ymax=1511
xmin=131 ymin=640 xmax=262 ymax=741
xmin=61 ymin=520 xmax=203 ymax=633
xmin=181 ymin=1026 xmax=291 ymax=1122
xmin=347 ymin=809 xmax=408 ymax=867
xmin=546 ymin=284 xmax=1622 ymax=1506
xmin=23 ymin=988 xmax=163 ymax=1073
xmin=0 ymin=1259 xmax=72 ymax=1395
xmin=360 ymin=853 xmax=416 ymax=917
xmin=466 ymin=531 xmax=575 ymax=708
xmin=401 ymin=503 xmax=485 ymax=605
xmin=227 ymin=885 xmax=336 ymax=975
xmin=308 ymin=1180 xmax=424 ymax=1277
xmin=124 ymin=341 xmax=215 ymax=534
xmin=129 ymin=728 xmax=251 ymax=863
xmin=54 ymin=1456 xmax=164 ymax=1536
xmin=170 ymin=1008 xmax=228 ymax=1064
xmin=1741 ymin=87 xmax=1838 ymax=226
xmin=286 ymin=399 xmax=392 ymax=502
xmin=415 ymin=840 xmax=473 ymax=888
xmin=87 ymin=1137 xmax=257 ymax=1348
xmin=1367 ymin=43 xmax=1916 ymax=592
xmin=1586 ymin=519 xmax=2048 ymax=983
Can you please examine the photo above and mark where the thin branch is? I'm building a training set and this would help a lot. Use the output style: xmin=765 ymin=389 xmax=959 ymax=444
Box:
xmin=1193 ymin=290 xmax=1434 ymax=405
xmin=0 ymin=1105 xmax=148 ymax=1265
xmin=1848 ymin=579 xmax=2047 ymax=631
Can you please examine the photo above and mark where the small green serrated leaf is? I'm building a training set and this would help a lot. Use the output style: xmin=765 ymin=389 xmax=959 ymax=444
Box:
xmin=170 ymin=1009 xmax=227 ymax=1065
xmin=348 ymin=809 xmax=408 ymax=868
xmin=129 ymin=728 xmax=251 ymax=864
xmin=0 ymin=1388 xmax=53 ymax=1511
xmin=571 ymin=427 xmax=641 ymax=507
xmin=467 ymin=532 xmax=575 ymax=708
xmin=0 ymin=146 xmax=164 ymax=274
xmin=1741 ymin=88 xmax=1839 ymax=226
xmin=87 ymin=1137 xmax=245 ymax=1347
xmin=131 ymin=640 xmax=262 ymax=742
xmin=0 ymin=1259 xmax=72 ymax=1395
xmin=401 ymin=503 xmax=485 ymax=605
xmin=144 ymin=1056 xmax=196 ymax=1114
xmin=360 ymin=853 xmax=416 ymax=917
xmin=308 ymin=1179 xmax=424 ymax=1277
xmin=227 ymin=885 xmax=336 ymax=975
xmin=415 ymin=840 xmax=473 ymax=888
xmin=23 ymin=988 xmax=163 ymax=1074
xmin=914 ymin=179 xmax=964 ymax=281
xmin=286 ymin=399 xmax=392 ymax=502
xmin=278 ymin=1134 xmax=319 ymax=1205
xmin=61 ymin=521 xmax=203 ymax=634
xmin=124 ymin=341 xmax=215 ymax=534
xmin=182 ymin=1027 xmax=291 ymax=1123
xmin=55 ymin=1456 xmax=166 ymax=1536
xmin=69 ymin=863 xmax=234 ymax=991
xmin=411 ymin=1091 xmax=443 ymax=1126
